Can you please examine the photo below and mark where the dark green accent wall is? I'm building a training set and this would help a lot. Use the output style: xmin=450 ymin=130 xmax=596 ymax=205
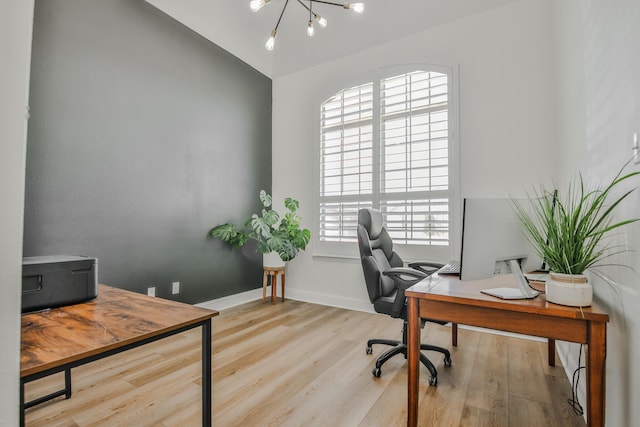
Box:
xmin=23 ymin=0 xmax=272 ymax=303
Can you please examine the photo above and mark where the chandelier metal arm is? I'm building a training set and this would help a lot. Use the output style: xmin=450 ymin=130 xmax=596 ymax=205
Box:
xmin=308 ymin=0 xmax=346 ymax=7
xmin=296 ymin=0 xmax=315 ymax=16
xmin=273 ymin=0 xmax=291 ymax=32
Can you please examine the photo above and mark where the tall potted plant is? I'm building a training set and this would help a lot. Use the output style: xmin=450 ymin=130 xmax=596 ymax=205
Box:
xmin=512 ymin=164 xmax=639 ymax=307
xmin=210 ymin=190 xmax=311 ymax=266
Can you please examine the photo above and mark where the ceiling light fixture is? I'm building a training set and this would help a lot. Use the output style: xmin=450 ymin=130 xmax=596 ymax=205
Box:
xmin=250 ymin=0 xmax=365 ymax=51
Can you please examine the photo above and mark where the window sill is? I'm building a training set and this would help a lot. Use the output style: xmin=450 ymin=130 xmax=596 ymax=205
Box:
xmin=311 ymin=253 xmax=360 ymax=263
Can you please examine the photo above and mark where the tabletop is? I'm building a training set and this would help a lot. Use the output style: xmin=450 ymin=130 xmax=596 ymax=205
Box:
xmin=21 ymin=284 xmax=218 ymax=377
xmin=405 ymin=273 xmax=609 ymax=322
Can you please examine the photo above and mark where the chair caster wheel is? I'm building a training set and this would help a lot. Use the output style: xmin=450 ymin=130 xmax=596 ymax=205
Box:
xmin=444 ymin=356 xmax=452 ymax=366
xmin=366 ymin=346 xmax=372 ymax=355
xmin=429 ymin=376 xmax=438 ymax=386
xmin=372 ymin=367 xmax=381 ymax=377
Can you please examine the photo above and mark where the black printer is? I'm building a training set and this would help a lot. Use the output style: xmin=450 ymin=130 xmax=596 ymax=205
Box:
xmin=22 ymin=255 xmax=98 ymax=313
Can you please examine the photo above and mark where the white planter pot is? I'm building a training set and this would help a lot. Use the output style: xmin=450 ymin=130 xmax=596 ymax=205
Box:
xmin=546 ymin=272 xmax=592 ymax=307
xmin=263 ymin=251 xmax=285 ymax=268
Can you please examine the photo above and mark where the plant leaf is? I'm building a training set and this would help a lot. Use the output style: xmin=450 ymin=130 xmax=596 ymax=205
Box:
xmin=210 ymin=224 xmax=237 ymax=242
xmin=259 ymin=190 xmax=272 ymax=208
xmin=210 ymin=223 xmax=249 ymax=249
xmin=250 ymin=214 xmax=273 ymax=239
xmin=284 ymin=197 xmax=299 ymax=212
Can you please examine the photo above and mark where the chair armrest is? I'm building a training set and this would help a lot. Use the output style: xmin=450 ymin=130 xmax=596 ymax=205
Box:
xmin=382 ymin=267 xmax=428 ymax=317
xmin=389 ymin=264 xmax=452 ymax=327
xmin=408 ymin=261 xmax=444 ymax=275
xmin=382 ymin=267 xmax=427 ymax=290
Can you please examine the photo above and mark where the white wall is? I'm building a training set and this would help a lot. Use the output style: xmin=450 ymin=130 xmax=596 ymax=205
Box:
xmin=553 ymin=0 xmax=640 ymax=424
xmin=273 ymin=0 xmax=557 ymax=309
xmin=0 ymin=1 xmax=34 ymax=425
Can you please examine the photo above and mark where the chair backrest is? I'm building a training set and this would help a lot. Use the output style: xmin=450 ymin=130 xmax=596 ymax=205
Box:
xmin=357 ymin=208 xmax=404 ymax=303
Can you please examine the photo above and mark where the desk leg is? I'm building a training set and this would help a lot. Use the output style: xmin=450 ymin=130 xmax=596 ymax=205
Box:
xmin=586 ymin=321 xmax=606 ymax=427
xmin=407 ymin=296 xmax=419 ymax=427
xmin=202 ymin=319 xmax=212 ymax=426
xmin=452 ymin=323 xmax=458 ymax=347
xmin=548 ymin=339 xmax=556 ymax=366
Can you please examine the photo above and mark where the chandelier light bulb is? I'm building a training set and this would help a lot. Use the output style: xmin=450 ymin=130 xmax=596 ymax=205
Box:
xmin=315 ymin=14 xmax=328 ymax=28
xmin=344 ymin=2 xmax=365 ymax=13
xmin=307 ymin=21 xmax=315 ymax=37
xmin=265 ymin=30 xmax=277 ymax=50
xmin=250 ymin=0 xmax=269 ymax=12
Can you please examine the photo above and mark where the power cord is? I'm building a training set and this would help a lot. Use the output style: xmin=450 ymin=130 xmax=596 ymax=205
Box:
xmin=524 ymin=276 xmax=546 ymax=293
xmin=567 ymin=344 xmax=585 ymax=416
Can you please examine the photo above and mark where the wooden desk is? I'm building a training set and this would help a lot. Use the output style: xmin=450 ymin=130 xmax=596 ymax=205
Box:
xmin=21 ymin=285 xmax=219 ymax=426
xmin=405 ymin=274 xmax=609 ymax=427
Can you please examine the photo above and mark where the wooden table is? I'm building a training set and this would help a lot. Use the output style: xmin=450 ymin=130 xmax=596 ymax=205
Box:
xmin=21 ymin=285 xmax=219 ymax=426
xmin=405 ymin=274 xmax=609 ymax=427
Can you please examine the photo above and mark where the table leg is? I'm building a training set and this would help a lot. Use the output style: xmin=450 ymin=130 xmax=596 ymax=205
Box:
xmin=407 ymin=296 xmax=419 ymax=427
xmin=20 ymin=380 xmax=25 ymax=427
xmin=586 ymin=321 xmax=606 ymax=427
xmin=65 ymin=368 xmax=72 ymax=398
xmin=271 ymin=274 xmax=276 ymax=304
xmin=262 ymin=271 xmax=268 ymax=303
xmin=202 ymin=319 xmax=212 ymax=426
xmin=548 ymin=339 xmax=556 ymax=366
xmin=281 ymin=272 xmax=285 ymax=301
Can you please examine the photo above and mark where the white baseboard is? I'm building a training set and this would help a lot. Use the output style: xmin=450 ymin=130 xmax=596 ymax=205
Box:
xmin=284 ymin=288 xmax=375 ymax=313
xmin=455 ymin=324 xmax=546 ymax=342
xmin=195 ymin=286 xmax=375 ymax=313
xmin=195 ymin=288 xmax=263 ymax=311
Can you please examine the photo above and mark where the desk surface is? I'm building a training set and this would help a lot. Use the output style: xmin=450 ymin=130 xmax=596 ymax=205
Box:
xmin=21 ymin=285 xmax=219 ymax=378
xmin=406 ymin=273 xmax=609 ymax=323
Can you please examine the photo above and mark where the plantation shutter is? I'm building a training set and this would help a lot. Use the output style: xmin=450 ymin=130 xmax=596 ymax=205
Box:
xmin=319 ymin=82 xmax=374 ymax=242
xmin=319 ymin=70 xmax=451 ymax=247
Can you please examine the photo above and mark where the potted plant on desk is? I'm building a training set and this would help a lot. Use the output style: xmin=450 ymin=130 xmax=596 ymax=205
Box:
xmin=512 ymin=163 xmax=639 ymax=307
xmin=209 ymin=190 xmax=311 ymax=266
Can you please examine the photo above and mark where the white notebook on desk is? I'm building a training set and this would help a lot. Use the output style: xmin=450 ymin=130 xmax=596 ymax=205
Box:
xmin=481 ymin=287 xmax=539 ymax=300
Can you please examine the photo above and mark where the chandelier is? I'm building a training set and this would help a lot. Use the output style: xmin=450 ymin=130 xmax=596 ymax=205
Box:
xmin=249 ymin=0 xmax=365 ymax=50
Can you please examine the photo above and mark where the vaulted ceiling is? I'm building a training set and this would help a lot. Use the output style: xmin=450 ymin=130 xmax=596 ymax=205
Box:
xmin=145 ymin=0 xmax=517 ymax=78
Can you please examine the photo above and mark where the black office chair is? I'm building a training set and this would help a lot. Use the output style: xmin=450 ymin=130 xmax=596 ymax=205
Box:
xmin=357 ymin=208 xmax=454 ymax=386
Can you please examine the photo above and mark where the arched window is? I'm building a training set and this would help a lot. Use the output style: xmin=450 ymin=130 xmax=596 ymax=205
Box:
xmin=317 ymin=66 xmax=458 ymax=259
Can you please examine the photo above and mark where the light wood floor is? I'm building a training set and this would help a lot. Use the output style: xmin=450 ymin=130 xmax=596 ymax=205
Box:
xmin=25 ymin=299 xmax=586 ymax=426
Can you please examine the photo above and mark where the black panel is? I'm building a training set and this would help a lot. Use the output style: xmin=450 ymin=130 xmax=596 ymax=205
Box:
xmin=24 ymin=0 xmax=272 ymax=303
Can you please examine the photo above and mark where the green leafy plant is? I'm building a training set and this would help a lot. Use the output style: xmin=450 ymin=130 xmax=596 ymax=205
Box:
xmin=210 ymin=190 xmax=311 ymax=262
xmin=512 ymin=164 xmax=640 ymax=275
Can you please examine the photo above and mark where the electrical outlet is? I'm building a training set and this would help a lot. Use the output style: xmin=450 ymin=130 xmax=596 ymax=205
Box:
xmin=147 ymin=286 xmax=156 ymax=297
xmin=633 ymin=129 xmax=640 ymax=165
xmin=172 ymin=281 xmax=180 ymax=295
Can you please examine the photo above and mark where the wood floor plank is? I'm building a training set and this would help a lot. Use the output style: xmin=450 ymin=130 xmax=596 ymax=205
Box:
xmin=24 ymin=300 xmax=586 ymax=426
xmin=419 ymin=325 xmax=479 ymax=426
xmin=463 ymin=332 xmax=509 ymax=424
xmin=358 ymin=368 xmax=408 ymax=427
xmin=508 ymin=338 xmax=553 ymax=404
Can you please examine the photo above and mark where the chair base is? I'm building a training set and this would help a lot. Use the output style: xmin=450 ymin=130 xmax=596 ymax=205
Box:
xmin=366 ymin=327 xmax=451 ymax=386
